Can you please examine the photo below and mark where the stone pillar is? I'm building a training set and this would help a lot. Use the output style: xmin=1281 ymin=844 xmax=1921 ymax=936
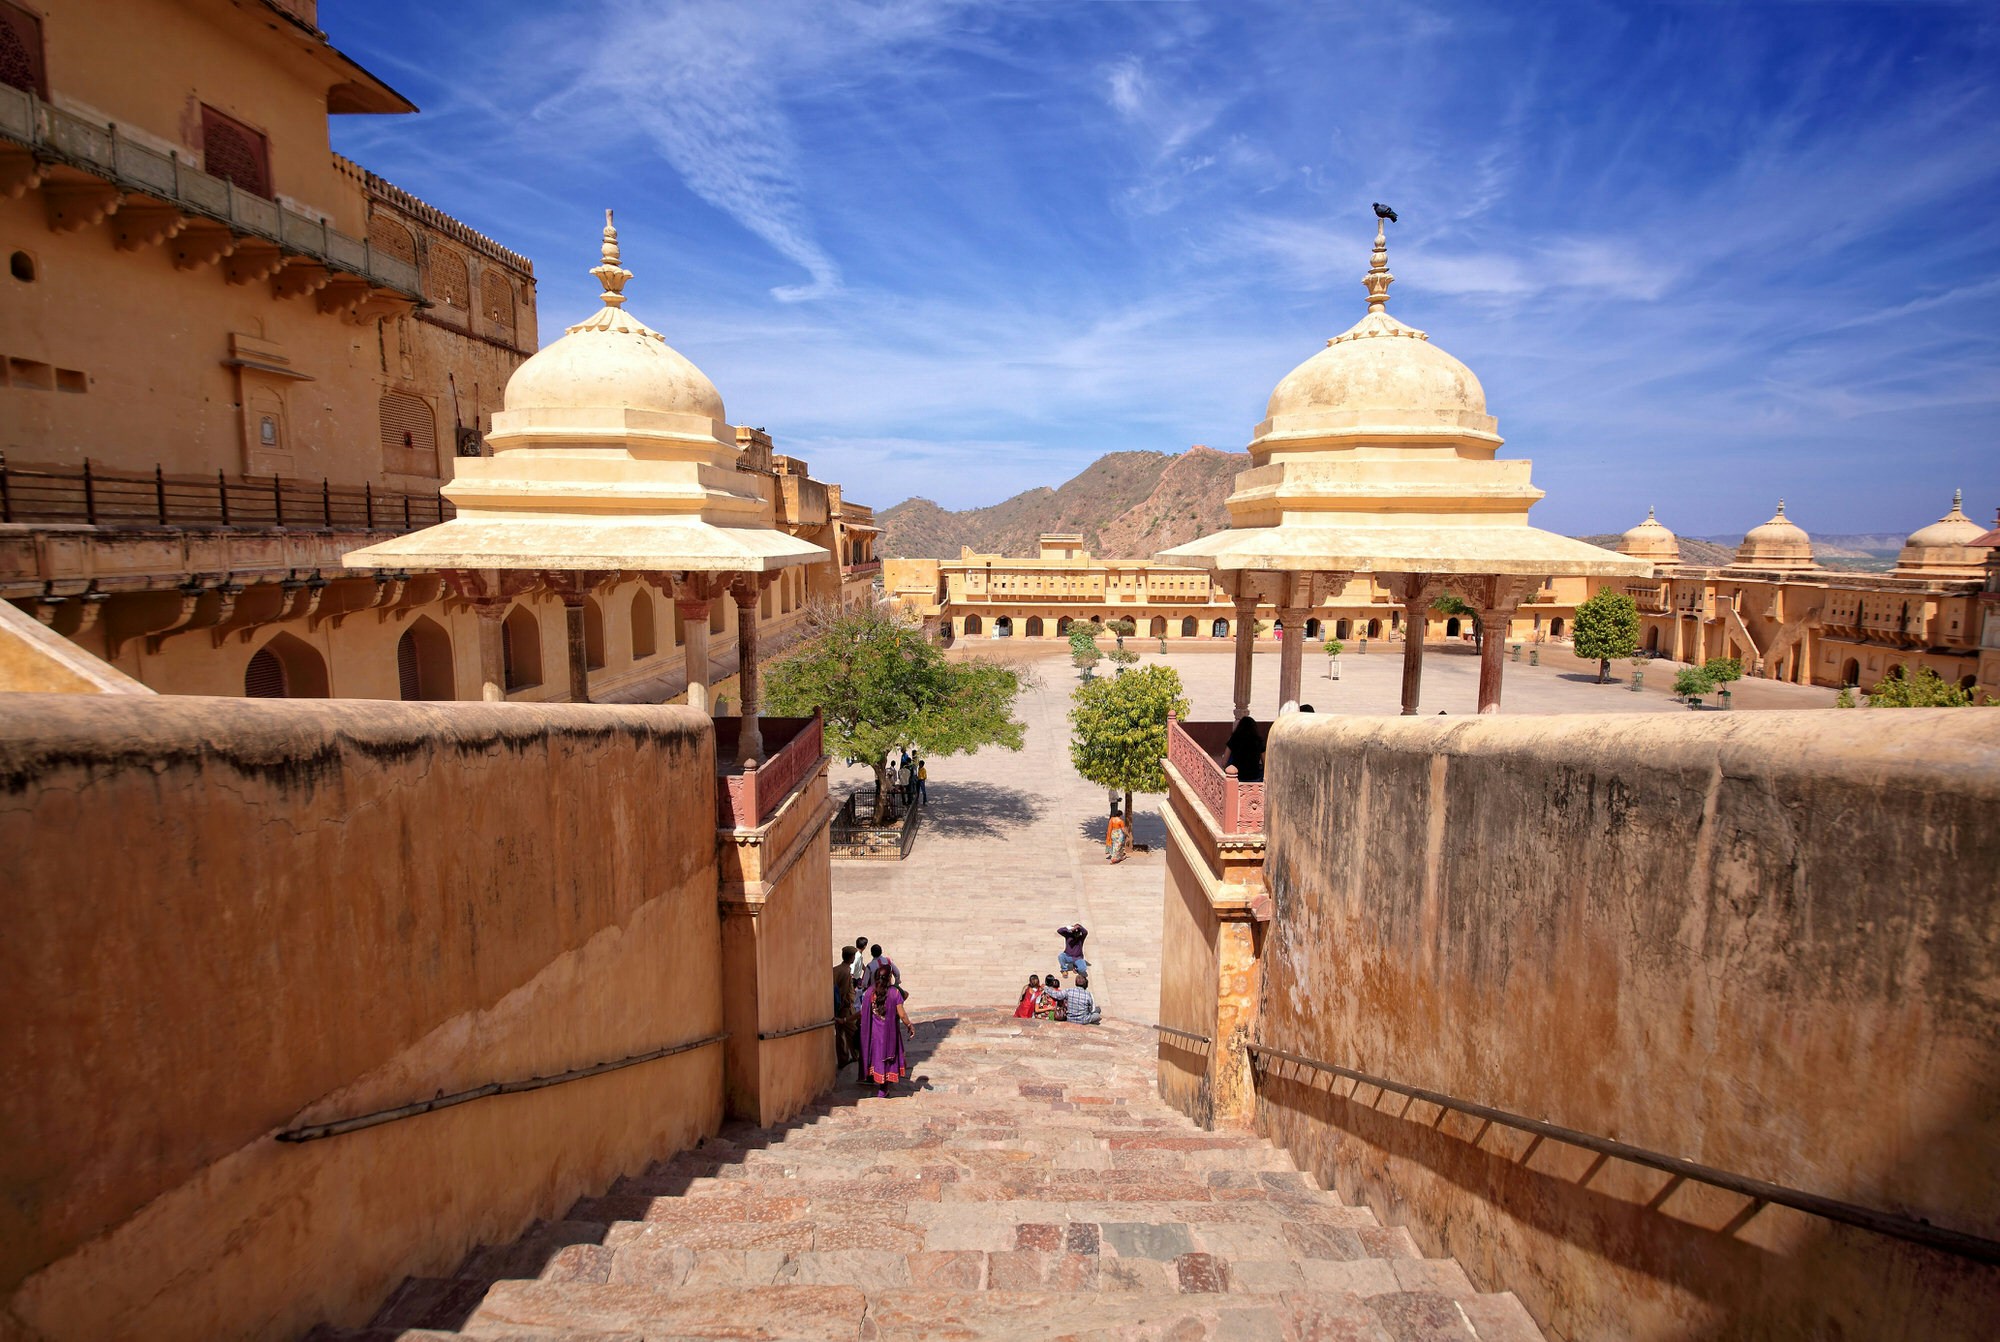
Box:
xmin=1477 ymin=611 xmax=1507 ymax=713
xmin=562 ymin=596 xmax=591 ymax=704
xmin=1211 ymin=912 xmax=1264 ymax=1128
xmin=678 ymin=600 xmax=711 ymax=713
xmin=1277 ymin=608 xmax=1308 ymax=707
xmin=1400 ymin=598 xmax=1427 ymax=715
xmin=474 ymin=602 xmax=507 ymax=702
xmin=733 ymin=577 xmax=765 ymax=764
xmin=1231 ymin=596 xmax=1259 ymax=720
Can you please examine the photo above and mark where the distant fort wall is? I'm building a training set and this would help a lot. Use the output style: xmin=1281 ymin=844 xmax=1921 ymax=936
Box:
xmin=1252 ymin=710 xmax=2000 ymax=1340
xmin=0 ymin=697 xmax=726 ymax=1342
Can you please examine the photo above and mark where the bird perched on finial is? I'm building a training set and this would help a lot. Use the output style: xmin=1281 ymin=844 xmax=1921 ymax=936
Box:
xmin=1373 ymin=202 xmax=1398 ymax=223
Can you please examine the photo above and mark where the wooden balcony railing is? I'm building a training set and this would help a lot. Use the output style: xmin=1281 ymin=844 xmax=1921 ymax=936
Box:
xmin=713 ymin=714 xmax=824 ymax=829
xmin=1166 ymin=713 xmax=1265 ymax=835
xmin=0 ymin=458 xmax=451 ymax=532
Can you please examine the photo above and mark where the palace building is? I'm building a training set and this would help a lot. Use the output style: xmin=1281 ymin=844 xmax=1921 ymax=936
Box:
xmin=0 ymin=0 xmax=876 ymax=704
xmin=1612 ymin=493 xmax=1998 ymax=695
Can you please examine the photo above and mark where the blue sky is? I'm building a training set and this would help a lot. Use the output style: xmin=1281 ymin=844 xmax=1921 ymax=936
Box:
xmin=328 ymin=1 xmax=1998 ymax=537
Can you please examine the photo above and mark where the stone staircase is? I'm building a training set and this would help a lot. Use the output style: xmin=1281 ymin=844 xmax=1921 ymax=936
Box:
xmin=309 ymin=1011 xmax=1542 ymax=1341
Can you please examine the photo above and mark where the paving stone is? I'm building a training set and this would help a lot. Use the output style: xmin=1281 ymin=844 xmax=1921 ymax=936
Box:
xmin=1301 ymin=1257 xmax=1402 ymax=1296
xmin=1099 ymin=1220 xmax=1196 ymax=1260
xmin=1367 ymin=1290 xmax=1480 ymax=1342
xmin=1174 ymin=1251 xmax=1229 ymax=1293
xmin=1064 ymin=1221 xmax=1101 ymax=1255
xmin=1458 ymin=1292 xmax=1546 ymax=1342
xmin=905 ymin=1249 xmax=988 ymax=1290
xmin=1284 ymin=1222 xmax=1368 ymax=1260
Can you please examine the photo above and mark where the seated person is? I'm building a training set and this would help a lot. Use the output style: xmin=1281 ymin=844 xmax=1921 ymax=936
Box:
xmin=1013 ymin=974 xmax=1044 ymax=1018
xmin=1048 ymin=973 xmax=1103 ymax=1025
xmin=1034 ymin=974 xmax=1064 ymax=1020
xmin=1223 ymin=715 xmax=1265 ymax=782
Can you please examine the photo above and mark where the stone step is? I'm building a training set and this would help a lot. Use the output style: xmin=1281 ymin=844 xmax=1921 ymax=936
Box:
xmin=431 ymin=1280 xmax=1543 ymax=1341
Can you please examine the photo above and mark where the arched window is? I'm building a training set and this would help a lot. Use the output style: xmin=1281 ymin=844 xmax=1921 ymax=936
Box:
xmin=1149 ymin=616 xmax=1167 ymax=637
xmin=631 ymin=590 xmax=657 ymax=659
xmin=994 ymin=616 xmax=1013 ymax=638
xmin=1335 ymin=619 xmax=1350 ymax=640
xmin=1025 ymin=616 xmax=1044 ymax=638
xmin=1180 ymin=617 xmax=1196 ymax=638
xmin=481 ymin=272 xmax=515 ymax=338
xmin=243 ymin=632 xmax=328 ymax=698
xmin=379 ymin=391 xmax=438 ymax=478
xmin=1212 ymin=618 xmax=1230 ymax=638
xmin=1304 ymin=619 xmax=1321 ymax=640
xmin=368 ymin=215 xmax=416 ymax=266
xmin=396 ymin=616 xmax=453 ymax=701
xmin=1056 ymin=617 xmax=1072 ymax=635
xmin=503 ymin=606 xmax=542 ymax=691
xmin=1367 ymin=619 xmax=1381 ymax=638
xmin=583 ymin=598 xmax=607 ymax=670
xmin=0 ymin=1 xmax=49 ymax=99
xmin=1445 ymin=618 xmax=1461 ymax=639
xmin=963 ymin=614 xmax=983 ymax=635
xmin=1550 ymin=617 xmax=1565 ymax=638
xmin=426 ymin=247 xmax=470 ymax=313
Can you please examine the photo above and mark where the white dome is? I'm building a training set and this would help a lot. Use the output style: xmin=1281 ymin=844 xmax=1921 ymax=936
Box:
xmin=1904 ymin=491 xmax=1984 ymax=549
xmin=1734 ymin=501 xmax=1816 ymax=570
xmin=1895 ymin=490 xmax=1987 ymax=577
xmin=1618 ymin=507 xmax=1680 ymax=562
xmin=1265 ymin=323 xmax=1490 ymax=432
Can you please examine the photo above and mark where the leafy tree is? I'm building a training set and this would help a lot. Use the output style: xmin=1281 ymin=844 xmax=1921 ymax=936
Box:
xmin=1106 ymin=647 xmax=1140 ymax=668
xmin=1865 ymin=667 xmax=1989 ymax=707
xmin=1321 ymin=638 xmax=1344 ymax=659
xmin=1702 ymin=656 xmax=1744 ymax=686
xmin=1104 ymin=617 xmax=1137 ymax=650
xmin=765 ymin=607 xmax=1026 ymax=823
xmin=1571 ymin=590 xmax=1642 ymax=683
xmin=1834 ymin=686 xmax=1857 ymax=709
xmin=1429 ymin=592 xmax=1481 ymax=648
xmin=1066 ymin=621 xmax=1104 ymax=657
xmin=1069 ymin=664 xmax=1190 ymax=824
xmin=1073 ymin=644 xmax=1103 ymax=680
xmin=1672 ymin=666 xmax=1714 ymax=703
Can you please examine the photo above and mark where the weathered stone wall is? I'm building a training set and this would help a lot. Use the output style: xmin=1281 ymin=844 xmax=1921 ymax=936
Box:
xmin=0 ymin=696 xmax=726 ymax=1342
xmin=1158 ymin=830 xmax=1223 ymax=1124
xmin=1256 ymin=709 xmax=2000 ymax=1341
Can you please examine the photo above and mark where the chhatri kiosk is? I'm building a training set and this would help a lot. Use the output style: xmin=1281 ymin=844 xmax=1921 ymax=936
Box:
xmin=347 ymin=213 xmax=824 ymax=764
xmin=1154 ymin=212 xmax=1647 ymax=1129
xmin=1159 ymin=210 xmax=1647 ymax=717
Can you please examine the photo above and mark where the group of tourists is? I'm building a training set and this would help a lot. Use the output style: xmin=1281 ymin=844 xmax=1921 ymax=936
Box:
xmin=1012 ymin=923 xmax=1102 ymax=1024
xmin=887 ymin=748 xmax=928 ymax=808
xmin=834 ymin=935 xmax=914 ymax=1098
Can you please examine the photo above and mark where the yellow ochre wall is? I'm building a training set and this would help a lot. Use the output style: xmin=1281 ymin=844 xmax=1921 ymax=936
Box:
xmin=0 ymin=696 xmax=728 ymax=1342
xmin=1253 ymin=709 xmax=2000 ymax=1341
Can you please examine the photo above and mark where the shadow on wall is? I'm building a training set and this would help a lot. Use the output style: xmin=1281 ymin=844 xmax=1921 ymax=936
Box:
xmin=352 ymin=1011 xmax=975 ymax=1333
xmin=1254 ymin=1060 xmax=2000 ymax=1340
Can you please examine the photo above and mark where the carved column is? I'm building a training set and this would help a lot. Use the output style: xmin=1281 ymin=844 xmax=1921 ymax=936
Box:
xmin=475 ymin=602 xmax=508 ymax=701
xmin=732 ymin=575 xmax=771 ymax=764
xmin=541 ymin=570 xmax=611 ymax=704
xmin=1471 ymin=575 xmax=1535 ymax=715
xmin=678 ymin=599 xmax=712 ymax=712
xmin=1276 ymin=609 xmax=1309 ymax=707
xmin=1231 ymin=594 xmax=1260 ymax=720
xmin=1387 ymin=573 xmax=1441 ymax=716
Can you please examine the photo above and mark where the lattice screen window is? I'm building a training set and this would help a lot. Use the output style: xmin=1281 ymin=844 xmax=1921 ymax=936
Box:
xmin=369 ymin=215 xmax=416 ymax=265
xmin=244 ymin=648 xmax=286 ymax=698
xmin=481 ymin=272 xmax=515 ymax=337
xmin=379 ymin=391 xmax=439 ymax=477
xmin=0 ymin=0 xmax=46 ymax=97
xmin=427 ymin=247 xmax=470 ymax=312
xmin=200 ymin=105 xmax=271 ymax=199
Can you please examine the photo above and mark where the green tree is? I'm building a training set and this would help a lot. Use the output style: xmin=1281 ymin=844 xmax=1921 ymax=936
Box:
xmin=1106 ymin=647 xmax=1140 ymax=669
xmin=1066 ymin=621 xmax=1104 ymax=657
xmin=1069 ymin=664 xmax=1190 ymax=824
xmin=1834 ymin=686 xmax=1857 ymax=708
xmin=1429 ymin=592 xmax=1481 ymax=648
xmin=765 ymin=608 xmax=1026 ymax=823
xmin=1321 ymin=638 xmax=1344 ymax=659
xmin=1571 ymin=590 xmax=1642 ymax=683
xmin=1104 ymin=617 xmax=1137 ymax=650
xmin=1673 ymin=666 xmax=1714 ymax=703
xmin=1865 ymin=667 xmax=1989 ymax=707
xmin=1702 ymin=656 xmax=1744 ymax=686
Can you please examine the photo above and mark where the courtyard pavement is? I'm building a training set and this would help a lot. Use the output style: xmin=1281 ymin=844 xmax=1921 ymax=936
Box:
xmin=829 ymin=639 xmax=1834 ymax=1022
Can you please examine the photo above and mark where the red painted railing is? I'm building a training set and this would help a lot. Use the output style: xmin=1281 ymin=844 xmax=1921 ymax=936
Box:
xmin=714 ymin=713 xmax=824 ymax=829
xmin=1166 ymin=713 xmax=1266 ymax=835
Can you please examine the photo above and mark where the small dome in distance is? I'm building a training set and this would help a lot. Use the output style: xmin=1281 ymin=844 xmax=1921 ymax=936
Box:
xmin=1617 ymin=507 xmax=1680 ymax=563
xmin=1894 ymin=490 xmax=1987 ymax=577
xmin=1733 ymin=500 xmax=1817 ymax=571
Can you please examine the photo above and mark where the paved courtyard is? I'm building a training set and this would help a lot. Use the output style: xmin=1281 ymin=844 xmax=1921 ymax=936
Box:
xmin=830 ymin=640 xmax=1834 ymax=1022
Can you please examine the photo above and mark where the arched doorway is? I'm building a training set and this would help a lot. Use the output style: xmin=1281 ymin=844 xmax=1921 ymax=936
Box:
xmin=1841 ymin=659 xmax=1860 ymax=687
xmin=994 ymin=616 xmax=1013 ymax=638
xmin=1272 ymin=619 xmax=1284 ymax=640
xmin=963 ymin=614 xmax=983 ymax=636
xmin=1304 ymin=618 xmax=1321 ymax=640
xmin=1181 ymin=617 xmax=1197 ymax=638
xmin=396 ymin=616 xmax=454 ymax=701
xmin=1212 ymin=618 xmax=1230 ymax=638
xmin=1550 ymin=617 xmax=1565 ymax=638
xmin=1366 ymin=619 xmax=1381 ymax=638
xmin=1334 ymin=619 xmax=1350 ymax=640
xmin=631 ymin=590 xmax=657 ymax=659
xmin=1644 ymin=626 xmax=1660 ymax=655
xmin=1886 ymin=664 xmax=1904 ymax=681
xmin=1150 ymin=615 xmax=1167 ymax=637
xmin=503 ymin=605 xmax=542 ymax=691
xmin=1445 ymin=617 xmax=1461 ymax=639
xmin=1025 ymin=616 xmax=1044 ymax=638
xmin=1962 ymin=675 xmax=1979 ymax=692
xmin=1056 ymin=616 xmax=1072 ymax=635
xmin=244 ymin=632 xmax=328 ymax=698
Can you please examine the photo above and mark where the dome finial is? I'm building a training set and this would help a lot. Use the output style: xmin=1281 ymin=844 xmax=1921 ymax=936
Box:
xmin=1776 ymin=498 xmax=1786 ymax=516
xmin=1646 ymin=505 xmax=1656 ymax=520
xmin=590 ymin=208 xmax=632 ymax=309
xmin=1364 ymin=205 xmax=1396 ymax=314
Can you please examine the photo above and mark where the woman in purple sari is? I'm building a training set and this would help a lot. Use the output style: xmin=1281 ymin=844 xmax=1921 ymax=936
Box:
xmin=858 ymin=965 xmax=915 ymax=1097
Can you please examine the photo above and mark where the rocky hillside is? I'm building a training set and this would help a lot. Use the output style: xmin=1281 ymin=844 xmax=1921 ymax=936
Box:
xmin=880 ymin=447 xmax=1245 ymax=559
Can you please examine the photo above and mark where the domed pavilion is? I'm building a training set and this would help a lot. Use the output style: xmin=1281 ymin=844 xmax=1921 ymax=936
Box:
xmin=1726 ymin=500 xmax=1819 ymax=573
xmin=1617 ymin=508 xmax=1682 ymax=565
xmin=347 ymin=212 xmax=825 ymax=756
xmin=1158 ymin=210 xmax=1648 ymax=714
xmin=1893 ymin=490 xmax=1987 ymax=579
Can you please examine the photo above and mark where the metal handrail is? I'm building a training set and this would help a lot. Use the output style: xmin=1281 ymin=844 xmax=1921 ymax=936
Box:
xmin=275 ymin=1032 xmax=728 ymax=1143
xmin=1152 ymin=1023 xmax=1213 ymax=1046
xmin=1247 ymin=1043 xmax=2000 ymax=1265
xmin=758 ymin=1019 xmax=835 ymax=1042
